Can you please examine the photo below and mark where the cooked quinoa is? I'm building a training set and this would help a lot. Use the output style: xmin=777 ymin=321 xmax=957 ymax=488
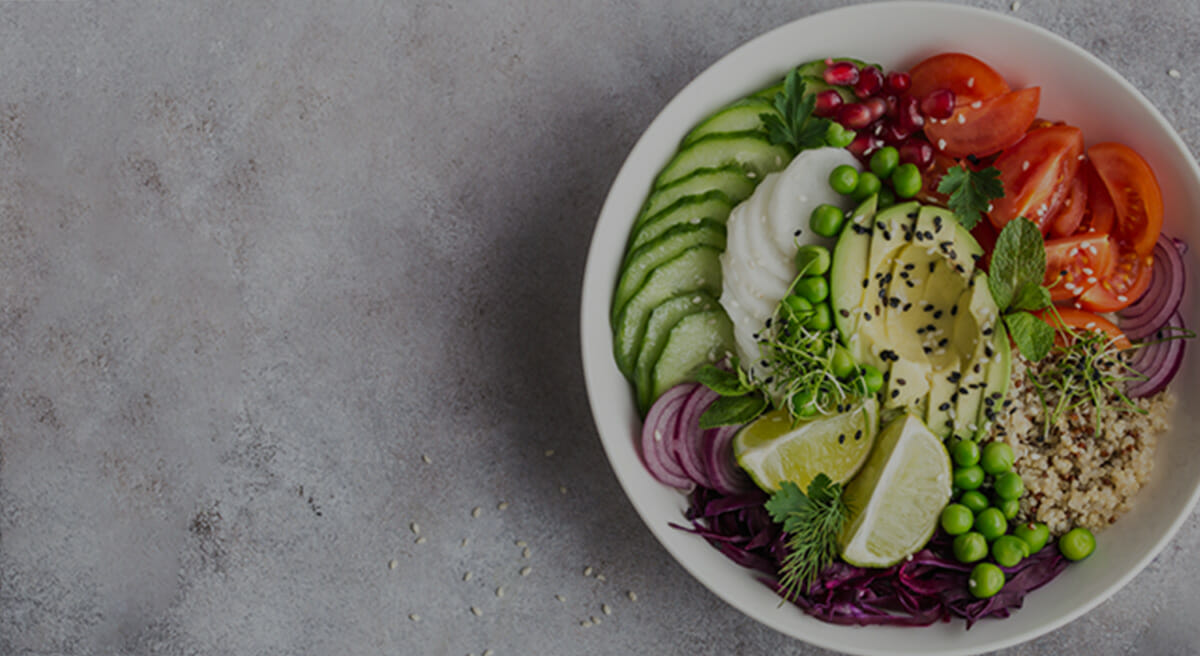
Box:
xmin=988 ymin=353 xmax=1173 ymax=536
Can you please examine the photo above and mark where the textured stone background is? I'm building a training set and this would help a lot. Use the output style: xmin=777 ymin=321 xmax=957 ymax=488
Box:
xmin=0 ymin=1 xmax=1196 ymax=655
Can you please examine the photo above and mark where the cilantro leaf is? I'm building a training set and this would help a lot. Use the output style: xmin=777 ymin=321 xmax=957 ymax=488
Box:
xmin=694 ymin=365 xmax=752 ymax=396
xmin=760 ymin=69 xmax=832 ymax=154
xmin=937 ymin=165 xmax=1004 ymax=230
xmin=765 ymin=474 xmax=849 ymax=599
xmin=765 ymin=480 xmax=811 ymax=525
xmin=698 ymin=393 xmax=768 ymax=429
xmin=988 ymin=217 xmax=1047 ymax=313
xmin=1005 ymin=311 xmax=1055 ymax=362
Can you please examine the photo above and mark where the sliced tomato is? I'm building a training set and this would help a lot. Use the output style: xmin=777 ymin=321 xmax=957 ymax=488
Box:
xmin=1028 ymin=118 xmax=1065 ymax=132
xmin=1077 ymin=248 xmax=1154 ymax=312
xmin=971 ymin=218 xmax=999 ymax=271
xmin=1043 ymin=233 xmax=1116 ymax=302
xmin=1088 ymin=142 xmax=1163 ymax=257
xmin=1038 ymin=307 xmax=1132 ymax=350
xmin=915 ymin=153 xmax=958 ymax=207
xmin=925 ymin=87 xmax=1040 ymax=159
xmin=907 ymin=52 xmax=1010 ymax=104
xmin=1081 ymin=161 xmax=1116 ymax=235
xmin=1047 ymin=166 xmax=1088 ymax=237
xmin=988 ymin=125 xmax=1084 ymax=233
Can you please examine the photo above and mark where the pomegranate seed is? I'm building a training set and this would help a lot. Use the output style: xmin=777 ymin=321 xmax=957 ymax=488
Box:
xmin=837 ymin=103 xmax=874 ymax=129
xmin=921 ymin=88 xmax=957 ymax=119
xmin=884 ymin=71 xmax=911 ymax=95
xmin=853 ymin=66 xmax=884 ymax=99
xmin=813 ymin=89 xmax=844 ymax=117
xmin=864 ymin=97 xmax=887 ymax=122
xmin=824 ymin=61 xmax=860 ymax=86
xmin=899 ymin=138 xmax=934 ymax=168
xmin=879 ymin=120 xmax=914 ymax=145
xmin=896 ymin=95 xmax=926 ymax=133
xmin=847 ymin=133 xmax=883 ymax=159
xmin=883 ymin=94 xmax=900 ymax=119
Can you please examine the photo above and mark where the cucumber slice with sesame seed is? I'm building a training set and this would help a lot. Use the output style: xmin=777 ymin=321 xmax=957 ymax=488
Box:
xmin=613 ymin=245 xmax=724 ymax=378
xmin=613 ymin=220 xmax=726 ymax=322
xmin=633 ymin=292 xmax=722 ymax=411
xmin=647 ymin=309 xmax=734 ymax=412
xmin=627 ymin=190 xmax=733 ymax=254
xmin=638 ymin=166 xmax=757 ymax=227
xmin=654 ymin=131 xmax=790 ymax=190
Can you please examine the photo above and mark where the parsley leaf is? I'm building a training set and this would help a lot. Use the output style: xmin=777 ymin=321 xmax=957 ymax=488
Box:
xmin=1005 ymin=311 xmax=1055 ymax=362
xmin=765 ymin=474 xmax=849 ymax=599
xmin=760 ymin=69 xmax=832 ymax=154
xmin=698 ymin=393 xmax=768 ymax=429
xmin=937 ymin=165 xmax=1004 ymax=230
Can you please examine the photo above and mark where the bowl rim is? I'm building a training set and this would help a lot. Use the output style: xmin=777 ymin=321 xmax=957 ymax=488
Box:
xmin=580 ymin=3 xmax=1200 ymax=654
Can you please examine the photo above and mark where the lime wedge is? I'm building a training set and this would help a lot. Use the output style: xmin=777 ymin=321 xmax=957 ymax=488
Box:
xmin=839 ymin=413 xmax=952 ymax=568
xmin=733 ymin=398 xmax=878 ymax=492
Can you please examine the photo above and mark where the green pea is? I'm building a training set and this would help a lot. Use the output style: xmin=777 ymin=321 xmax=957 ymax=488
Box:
xmin=940 ymin=503 xmax=974 ymax=535
xmin=951 ymin=440 xmax=981 ymax=467
xmin=794 ymin=244 xmax=832 ymax=277
xmin=793 ymin=276 xmax=829 ymax=304
xmin=891 ymin=162 xmax=923 ymax=199
xmin=959 ymin=490 xmax=989 ymax=514
xmin=859 ymin=364 xmax=884 ymax=394
xmin=810 ymin=204 xmax=845 ymax=238
xmin=999 ymin=498 xmax=1021 ymax=520
xmin=869 ymin=146 xmax=900 ymax=179
xmin=952 ymin=532 xmax=988 ymax=564
xmin=968 ymin=562 xmax=1005 ymax=599
xmin=852 ymin=171 xmax=882 ymax=200
xmin=1059 ymin=527 xmax=1096 ymax=561
xmin=994 ymin=472 xmax=1024 ymax=500
xmin=829 ymin=165 xmax=860 ymax=195
xmin=1013 ymin=522 xmax=1050 ymax=553
xmin=805 ymin=302 xmax=833 ymax=332
xmin=784 ymin=294 xmax=813 ymax=321
xmin=790 ymin=386 xmax=818 ymax=417
xmin=953 ymin=465 xmax=984 ymax=491
xmin=830 ymin=345 xmax=856 ymax=380
xmin=825 ymin=122 xmax=855 ymax=148
xmin=980 ymin=442 xmax=1014 ymax=475
xmin=974 ymin=507 xmax=1007 ymax=542
xmin=877 ymin=186 xmax=896 ymax=209
xmin=991 ymin=535 xmax=1028 ymax=568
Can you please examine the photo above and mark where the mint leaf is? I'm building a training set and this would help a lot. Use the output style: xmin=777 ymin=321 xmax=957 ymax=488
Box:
xmin=698 ymin=393 xmax=768 ymax=428
xmin=694 ymin=365 xmax=751 ymax=396
xmin=937 ymin=165 xmax=1004 ymax=230
xmin=765 ymin=480 xmax=811 ymax=525
xmin=1005 ymin=311 xmax=1055 ymax=362
xmin=989 ymin=217 xmax=1047 ymax=313
xmin=1011 ymin=285 xmax=1052 ymax=312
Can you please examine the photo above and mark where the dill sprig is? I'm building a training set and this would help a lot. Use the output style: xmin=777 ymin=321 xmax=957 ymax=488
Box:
xmin=765 ymin=474 xmax=850 ymax=599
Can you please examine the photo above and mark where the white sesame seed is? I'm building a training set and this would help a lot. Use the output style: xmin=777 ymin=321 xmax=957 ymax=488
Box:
xmin=1118 ymin=295 xmax=1128 ymax=302
xmin=559 ymin=485 xmax=567 ymax=494
xmin=1022 ymin=160 xmax=1030 ymax=172
xmin=389 ymin=560 xmax=398 ymax=570
xmin=938 ymin=138 xmax=947 ymax=150
xmin=497 ymin=501 xmax=509 ymax=511
xmin=957 ymin=113 xmax=966 ymax=124
xmin=556 ymin=594 xmax=566 ymax=602
xmin=496 ymin=586 xmax=505 ymax=597
xmin=483 ymin=650 xmax=494 ymax=656
xmin=472 ymin=507 xmax=482 ymax=518
xmin=411 ymin=522 xmax=420 ymax=535
xmin=1087 ymin=277 xmax=1098 ymax=284
xmin=580 ymin=619 xmax=592 ymax=627
xmin=627 ymin=590 xmax=638 ymax=602
xmin=463 ymin=571 xmax=473 ymax=582
xmin=746 ymin=171 xmax=757 ymax=179
xmin=544 ymin=449 xmax=555 ymax=457
xmin=515 ymin=539 xmax=526 ymax=547
xmin=520 ymin=566 xmax=532 ymax=576
xmin=596 ymin=574 xmax=607 ymax=582
xmin=522 ymin=547 xmax=531 ymax=559
xmin=409 ymin=613 xmax=421 ymax=622
xmin=471 ymin=606 xmax=482 ymax=617
xmin=971 ymin=100 xmax=982 ymax=109
xmin=415 ymin=536 xmax=426 ymax=544
xmin=421 ymin=454 xmax=432 ymax=464
xmin=583 ymin=566 xmax=594 ymax=576
xmin=1086 ymin=322 xmax=1097 ymax=329
xmin=653 ymin=430 xmax=663 ymax=442
xmin=461 ymin=538 xmax=469 ymax=547
xmin=1011 ymin=0 xmax=1021 ymax=10
xmin=1083 ymin=267 xmax=1094 ymax=275
xmin=968 ymin=77 xmax=976 ymax=87
xmin=591 ymin=616 xmax=602 ymax=625
xmin=602 ymin=604 xmax=612 ymax=615
xmin=1169 ymin=68 xmax=1182 ymax=79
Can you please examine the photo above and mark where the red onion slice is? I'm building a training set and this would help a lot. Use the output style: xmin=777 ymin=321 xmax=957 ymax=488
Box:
xmin=705 ymin=424 xmax=755 ymax=495
xmin=1126 ymin=311 xmax=1187 ymax=398
xmin=675 ymin=385 xmax=720 ymax=488
xmin=640 ymin=384 xmax=696 ymax=489
xmin=1118 ymin=234 xmax=1187 ymax=341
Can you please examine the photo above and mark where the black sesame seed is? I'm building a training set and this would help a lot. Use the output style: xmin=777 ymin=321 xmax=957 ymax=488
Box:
xmin=891 ymin=389 xmax=900 ymax=399
xmin=933 ymin=310 xmax=943 ymax=319
xmin=983 ymin=327 xmax=994 ymax=336
xmin=839 ymin=309 xmax=850 ymax=318
xmin=949 ymin=371 xmax=962 ymax=383
xmin=897 ymin=378 xmax=907 ymax=386
xmin=929 ymin=261 xmax=937 ymax=273
xmin=862 ymin=278 xmax=869 ymax=289
xmin=973 ymin=363 xmax=982 ymax=374
xmin=854 ymin=429 xmax=862 ymax=440
xmin=904 ymin=263 xmax=915 ymax=271
xmin=951 ymin=305 xmax=958 ymax=316
xmin=902 ymin=302 xmax=912 ymax=312
xmin=794 ymin=229 xmax=802 ymax=236
xmin=838 ymin=434 xmax=846 ymax=444
xmin=938 ymin=402 xmax=950 ymax=411
xmin=907 ymin=210 xmax=919 ymax=219
xmin=938 ymin=337 xmax=949 ymax=347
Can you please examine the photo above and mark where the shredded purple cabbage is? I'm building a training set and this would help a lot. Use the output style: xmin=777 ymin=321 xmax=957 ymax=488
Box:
xmin=677 ymin=486 xmax=1070 ymax=628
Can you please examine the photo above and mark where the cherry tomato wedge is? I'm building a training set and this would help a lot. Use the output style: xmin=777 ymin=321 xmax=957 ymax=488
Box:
xmin=971 ymin=218 xmax=999 ymax=271
xmin=1081 ymin=161 xmax=1116 ymax=235
xmin=915 ymin=152 xmax=959 ymax=207
xmin=1088 ymin=142 xmax=1163 ymax=257
xmin=1043 ymin=233 xmax=1116 ymax=302
xmin=1037 ymin=307 xmax=1132 ymax=350
xmin=1077 ymin=248 xmax=1154 ymax=312
xmin=1047 ymin=167 xmax=1088 ymax=238
xmin=926 ymin=87 xmax=1040 ymax=159
xmin=988 ymin=125 xmax=1084 ymax=233
xmin=907 ymin=53 xmax=1010 ymax=104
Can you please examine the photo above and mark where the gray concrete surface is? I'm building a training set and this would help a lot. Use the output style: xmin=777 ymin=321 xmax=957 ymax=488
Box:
xmin=0 ymin=1 xmax=1196 ymax=655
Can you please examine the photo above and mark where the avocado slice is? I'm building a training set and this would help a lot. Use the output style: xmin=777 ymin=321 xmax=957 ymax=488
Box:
xmin=951 ymin=272 xmax=1001 ymax=440
xmin=925 ymin=362 xmax=962 ymax=439
xmin=849 ymin=202 xmax=920 ymax=368
xmin=974 ymin=317 xmax=1012 ymax=440
xmin=830 ymin=194 xmax=879 ymax=342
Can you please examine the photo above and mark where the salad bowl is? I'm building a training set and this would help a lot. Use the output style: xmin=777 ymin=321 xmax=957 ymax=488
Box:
xmin=580 ymin=2 xmax=1200 ymax=654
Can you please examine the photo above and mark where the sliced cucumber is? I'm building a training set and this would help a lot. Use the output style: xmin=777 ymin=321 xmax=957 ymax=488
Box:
xmin=654 ymin=131 xmax=790 ymax=189
xmin=613 ymin=220 xmax=726 ymax=322
xmin=648 ymin=309 xmax=734 ymax=411
xmin=612 ymin=245 xmax=724 ymax=378
xmin=632 ymin=292 xmax=721 ymax=411
xmin=628 ymin=190 xmax=732 ymax=253
xmin=681 ymin=98 xmax=777 ymax=148
xmin=638 ymin=166 xmax=755 ymax=227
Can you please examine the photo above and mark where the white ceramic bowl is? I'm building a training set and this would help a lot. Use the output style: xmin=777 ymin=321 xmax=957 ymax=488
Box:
xmin=580 ymin=3 xmax=1200 ymax=654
